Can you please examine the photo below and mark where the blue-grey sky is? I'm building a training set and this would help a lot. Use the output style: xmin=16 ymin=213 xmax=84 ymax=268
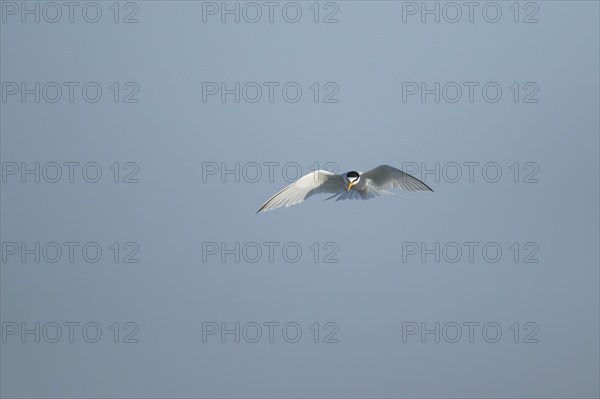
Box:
xmin=1 ymin=1 xmax=599 ymax=398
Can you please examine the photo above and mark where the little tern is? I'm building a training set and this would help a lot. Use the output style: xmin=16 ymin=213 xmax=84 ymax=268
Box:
xmin=257 ymin=164 xmax=432 ymax=213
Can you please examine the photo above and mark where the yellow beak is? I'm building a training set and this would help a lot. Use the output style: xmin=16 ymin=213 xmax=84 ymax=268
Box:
xmin=347 ymin=181 xmax=354 ymax=192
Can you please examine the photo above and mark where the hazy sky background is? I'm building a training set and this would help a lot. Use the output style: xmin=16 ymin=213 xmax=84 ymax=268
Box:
xmin=1 ymin=1 xmax=599 ymax=398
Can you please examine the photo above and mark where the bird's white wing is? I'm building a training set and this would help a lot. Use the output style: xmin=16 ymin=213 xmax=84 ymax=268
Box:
xmin=362 ymin=165 xmax=433 ymax=192
xmin=257 ymin=170 xmax=345 ymax=213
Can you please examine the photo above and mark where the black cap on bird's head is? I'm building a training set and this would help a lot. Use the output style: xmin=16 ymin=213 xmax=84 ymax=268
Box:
xmin=345 ymin=171 xmax=360 ymax=191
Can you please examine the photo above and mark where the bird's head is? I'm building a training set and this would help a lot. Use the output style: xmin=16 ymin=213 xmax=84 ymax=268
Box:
xmin=345 ymin=171 xmax=360 ymax=191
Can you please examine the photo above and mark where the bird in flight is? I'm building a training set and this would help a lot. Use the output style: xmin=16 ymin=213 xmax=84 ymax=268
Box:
xmin=257 ymin=164 xmax=432 ymax=213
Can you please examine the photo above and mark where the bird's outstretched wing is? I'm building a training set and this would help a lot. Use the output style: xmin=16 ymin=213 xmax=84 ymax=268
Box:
xmin=257 ymin=170 xmax=344 ymax=213
xmin=362 ymin=165 xmax=433 ymax=192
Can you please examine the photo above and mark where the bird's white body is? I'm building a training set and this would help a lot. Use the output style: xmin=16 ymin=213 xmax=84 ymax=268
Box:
xmin=256 ymin=164 xmax=432 ymax=213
